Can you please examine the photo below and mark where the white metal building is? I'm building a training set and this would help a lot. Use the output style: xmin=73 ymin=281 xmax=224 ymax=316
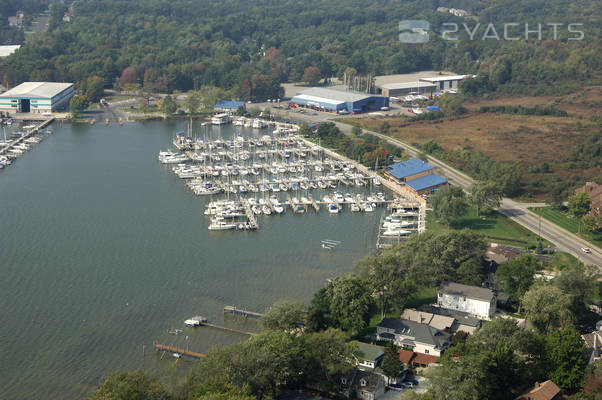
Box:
xmin=419 ymin=75 xmax=471 ymax=91
xmin=0 ymin=82 xmax=75 ymax=114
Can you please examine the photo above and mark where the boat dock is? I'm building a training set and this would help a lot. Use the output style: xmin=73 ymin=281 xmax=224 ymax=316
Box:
xmin=154 ymin=343 xmax=205 ymax=359
xmin=200 ymin=321 xmax=257 ymax=336
xmin=224 ymin=305 xmax=264 ymax=319
xmin=0 ymin=118 xmax=55 ymax=161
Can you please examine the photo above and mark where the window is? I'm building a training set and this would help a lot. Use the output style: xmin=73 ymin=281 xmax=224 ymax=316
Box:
xmin=360 ymin=379 xmax=366 ymax=387
xmin=424 ymin=349 xmax=429 ymax=354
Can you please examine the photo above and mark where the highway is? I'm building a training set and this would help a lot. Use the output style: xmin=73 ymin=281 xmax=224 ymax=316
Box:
xmin=268 ymin=105 xmax=601 ymax=267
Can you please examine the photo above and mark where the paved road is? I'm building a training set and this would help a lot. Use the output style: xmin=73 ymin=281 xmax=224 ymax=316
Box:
xmin=263 ymin=105 xmax=601 ymax=267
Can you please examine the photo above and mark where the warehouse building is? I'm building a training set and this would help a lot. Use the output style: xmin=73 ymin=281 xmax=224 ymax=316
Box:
xmin=0 ymin=82 xmax=74 ymax=114
xmin=290 ymin=87 xmax=388 ymax=113
xmin=385 ymin=157 xmax=448 ymax=195
xmin=374 ymin=71 xmax=472 ymax=97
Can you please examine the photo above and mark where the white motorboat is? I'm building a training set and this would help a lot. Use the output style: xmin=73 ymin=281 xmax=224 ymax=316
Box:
xmin=363 ymin=203 xmax=374 ymax=212
xmin=208 ymin=218 xmax=237 ymax=230
xmin=328 ymin=203 xmax=340 ymax=214
xmin=252 ymin=118 xmax=266 ymax=129
xmin=350 ymin=203 xmax=360 ymax=212
xmin=251 ymin=205 xmax=262 ymax=215
xmin=211 ymin=113 xmax=231 ymax=125
xmin=274 ymin=205 xmax=285 ymax=214
xmin=262 ymin=205 xmax=272 ymax=215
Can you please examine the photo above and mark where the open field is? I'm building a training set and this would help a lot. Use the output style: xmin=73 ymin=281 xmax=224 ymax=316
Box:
xmin=529 ymin=206 xmax=602 ymax=248
xmin=426 ymin=207 xmax=546 ymax=249
xmin=352 ymin=88 xmax=601 ymax=199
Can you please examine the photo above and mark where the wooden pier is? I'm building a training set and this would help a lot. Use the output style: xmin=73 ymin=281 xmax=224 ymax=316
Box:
xmin=224 ymin=305 xmax=264 ymax=319
xmin=0 ymin=117 xmax=54 ymax=156
xmin=154 ymin=343 xmax=205 ymax=359
xmin=308 ymin=194 xmax=320 ymax=212
xmin=242 ymin=201 xmax=259 ymax=230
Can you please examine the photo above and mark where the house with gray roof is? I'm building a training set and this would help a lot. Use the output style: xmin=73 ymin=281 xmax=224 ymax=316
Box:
xmin=376 ymin=318 xmax=451 ymax=356
xmin=340 ymin=369 xmax=386 ymax=400
xmin=438 ymin=281 xmax=496 ymax=319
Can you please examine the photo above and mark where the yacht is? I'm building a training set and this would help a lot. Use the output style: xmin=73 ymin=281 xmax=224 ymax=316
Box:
xmin=233 ymin=117 xmax=245 ymax=126
xmin=211 ymin=113 xmax=232 ymax=125
xmin=252 ymin=118 xmax=267 ymax=129
xmin=350 ymin=203 xmax=361 ymax=212
xmin=262 ymin=205 xmax=272 ymax=215
xmin=274 ymin=204 xmax=285 ymax=214
xmin=383 ymin=227 xmax=411 ymax=236
xmin=328 ymin=203 xmax=340 ymax=214
xmin=363 ymin=203 xmax=375 ymax=212
xmin=208 ymin=218 xmax=236 ymax=231
xmin=251 ymin=205 xmax=262 ymax=215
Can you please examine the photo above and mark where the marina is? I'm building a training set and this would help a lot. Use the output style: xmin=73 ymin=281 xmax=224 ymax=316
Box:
xmin=158 ymin=121 xmax=426 ymax=239
xmin=0 ymin=118 xmax=54 ymax=169
xmin=0 ymin=120 xmax=412 ymax=399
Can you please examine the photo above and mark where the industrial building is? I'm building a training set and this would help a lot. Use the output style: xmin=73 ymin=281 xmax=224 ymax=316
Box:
xmin=385 ymin=157 xmax=448 ymax=195
xmin=374 ymin=71 xmax=472 ymax=97
xmin=290 ymin=87 xmax=388 ymax=113
xmin=0 ymin=45 xmax=20 ymax=58
xmin=0 ymin=82 xmax=74 ymax=114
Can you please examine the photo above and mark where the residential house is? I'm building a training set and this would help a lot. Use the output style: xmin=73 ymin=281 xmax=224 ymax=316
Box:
xmin=436 ymin=7 xmax=449 ymax=12
xmin=418 ymin=305 xmax=482 ymax=334
xmin=376 ymin=318 xmax=451 ymax=356
xmin=515 ymin=380 xmax=561 ymax=400
xmin=401 ymin=309 xmax=455 ymax=331
xmin=214 ymin=100 xmax=246 ymax=115
xmin=438 ymin=281 xmax=496 ymax=319
xmin=8 ymin=11 xmax=24 ymax=27
xmin=397 ymin=349 xmax=440 ymax=368
xmin=575 ymin=182 xmax=602 ymax=219
xmin=340 ymin=369 xmax=386 ymax=400
xmin=352 ymin=342 xmax=385 ymax=370
xmin=582 ymin=327 xmax=602 ymax=365
xmin=449 ymin=8 xmax=471 ymax=17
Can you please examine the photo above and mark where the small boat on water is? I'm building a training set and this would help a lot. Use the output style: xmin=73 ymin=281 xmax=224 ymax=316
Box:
xmin=208 ymin=218 xmax=237 ymax=231
xmin=350 ymin=203 xmax=360 ymax=212
xmin=328 ymin=203 xmax=340 ymax=214
xmin=184 ymin=316 xmax=208 ymax=326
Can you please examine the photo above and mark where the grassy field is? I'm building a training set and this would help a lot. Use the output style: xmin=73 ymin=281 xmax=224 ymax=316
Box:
xmin=427 ymin=206 xmax=545 ymax=248
xmin=529 ymin=207 xmax=602 ymax=248
xmin=350 ymin=87 xmax=601 ymax=199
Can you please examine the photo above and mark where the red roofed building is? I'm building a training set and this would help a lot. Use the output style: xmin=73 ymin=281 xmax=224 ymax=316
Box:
xmin=411 ymin=353 xmax=440 ymax=368
xmin=398 ymin=349 xmax=415 ymax=365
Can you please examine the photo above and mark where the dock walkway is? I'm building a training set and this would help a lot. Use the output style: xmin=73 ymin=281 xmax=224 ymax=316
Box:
xmin=154 ymin=343 xmax=205 ymax=359
xmin=224 ymin=305 xmax=264 ymax=319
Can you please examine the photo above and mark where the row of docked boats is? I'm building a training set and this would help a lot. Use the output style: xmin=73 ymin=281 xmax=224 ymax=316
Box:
xmin=0 ymin=128 xmax=49 ymax=169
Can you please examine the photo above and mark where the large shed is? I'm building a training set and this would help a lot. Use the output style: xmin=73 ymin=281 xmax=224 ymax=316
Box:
xmin=290 ymin=87 xmax=388 ymax=113
xmin=0 ymin=82 xmax=74 ymax=114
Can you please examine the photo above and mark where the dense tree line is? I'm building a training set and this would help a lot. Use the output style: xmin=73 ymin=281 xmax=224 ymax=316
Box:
xmin=0 ymin=0 xmax=599 ymax=97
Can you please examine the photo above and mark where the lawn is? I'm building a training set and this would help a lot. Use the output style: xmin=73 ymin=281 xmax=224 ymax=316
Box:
xmin=427 ymin=206 xmax=545 ymax=248
xmin=529 ymin=207 xmax=602 ymax=248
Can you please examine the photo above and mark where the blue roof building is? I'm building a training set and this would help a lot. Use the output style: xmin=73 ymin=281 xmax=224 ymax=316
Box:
xmin=406 ymin=174 xmax=448 ymax=194
xmin=290 ymin=87 xmax=388 ymax=113
xmin=387 ymin=158 xmax=435 ymax=181
xmin=214 ymin=100 xmax=246 ymax=113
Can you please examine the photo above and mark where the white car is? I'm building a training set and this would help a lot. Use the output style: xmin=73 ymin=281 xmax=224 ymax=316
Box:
xmin=581 ymin=248 xmax=592 ymax=254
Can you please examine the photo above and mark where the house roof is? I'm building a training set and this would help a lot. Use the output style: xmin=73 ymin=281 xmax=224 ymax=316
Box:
xmin=398 ymin=349 xmax=415 ymax=364
xmin=515 ymin=380 xmax=561 ymax=400
xmin=214 ymin=100 xmax=245 ymax=109
xmin=439 ymin=281 xmax=495 ymax=302
xmin=377 ymin=318 xmax=451 ymax=349
xmin=294 ymin=87 xmax=375 ymax=103
xmin=387 ymin=158 xmax=435 ymax=180
xmin=352 ymin=342 xmax=385 ymax=363
xmin=420 ymin=305 xmax=481 ymax=328
xmin=420 ymin=75 xmax=471 ymax=82
xmin=0 ymin=82 xmax=73 ymax=99
xmin=354 ymin=369 xmax=385 ymax=393
xmin=412 ymin=353 xmax=440 ymax=366
xmin=401 ymin=308 xmax=454 ymax=330
xmin=406 ymin=173 xmax=448 ymax=191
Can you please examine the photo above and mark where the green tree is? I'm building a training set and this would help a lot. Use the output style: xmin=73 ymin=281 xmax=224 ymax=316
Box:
xmin=568 ymin=192 xmax=591 ymax=233
xmin=381 ymin=343 xmax=404 ymax=381
xmin=495 ymin=254 xmax=538 ymax=307
xmin=545 ymin=328 xmax=587 ymax=391
xmin=470 ymin=181 xmax=502 ymax=216
xmin=307 ymin=274 xmax=374 ymax=334
xmin=186 ymin=92 xmax=202 ymax=115
xmin=298 ymin=123 xmax=312 ymax=136
xmin=521 ymin=285 xmax=573 ymax=333
xmin=431 ymin=185 xmax=469 ymax=227
xmin=69 ymin=95 xmax=89 ymax=115
xmin=162 ymin=95 xmax=177 ymax=114
xmin=86 ymin=370 xmax=170 ymax=400
xmin=302 ymin=65 xmax=321 ymax=85
xmin=260 ymin=300 xmax=306 ymax=331
xmin=84 ymin=76 xmax=105 ymax=103
xmin=553 ymin=263 xmax=599 ymax=315
xmin=581 ymin=215 xmax=599 ymax=233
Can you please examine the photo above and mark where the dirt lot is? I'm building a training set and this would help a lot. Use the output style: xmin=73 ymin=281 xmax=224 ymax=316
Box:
xmin=352 ymin=88 xmax=601 ymax=198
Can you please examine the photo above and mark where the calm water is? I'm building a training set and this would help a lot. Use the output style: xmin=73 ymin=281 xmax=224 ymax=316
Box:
xmin=0 ymin=120 xmax=383 ymax=399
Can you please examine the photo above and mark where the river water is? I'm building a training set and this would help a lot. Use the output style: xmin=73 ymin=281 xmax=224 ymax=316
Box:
xmin=0 ymin=120 xmax=383 ymax=399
